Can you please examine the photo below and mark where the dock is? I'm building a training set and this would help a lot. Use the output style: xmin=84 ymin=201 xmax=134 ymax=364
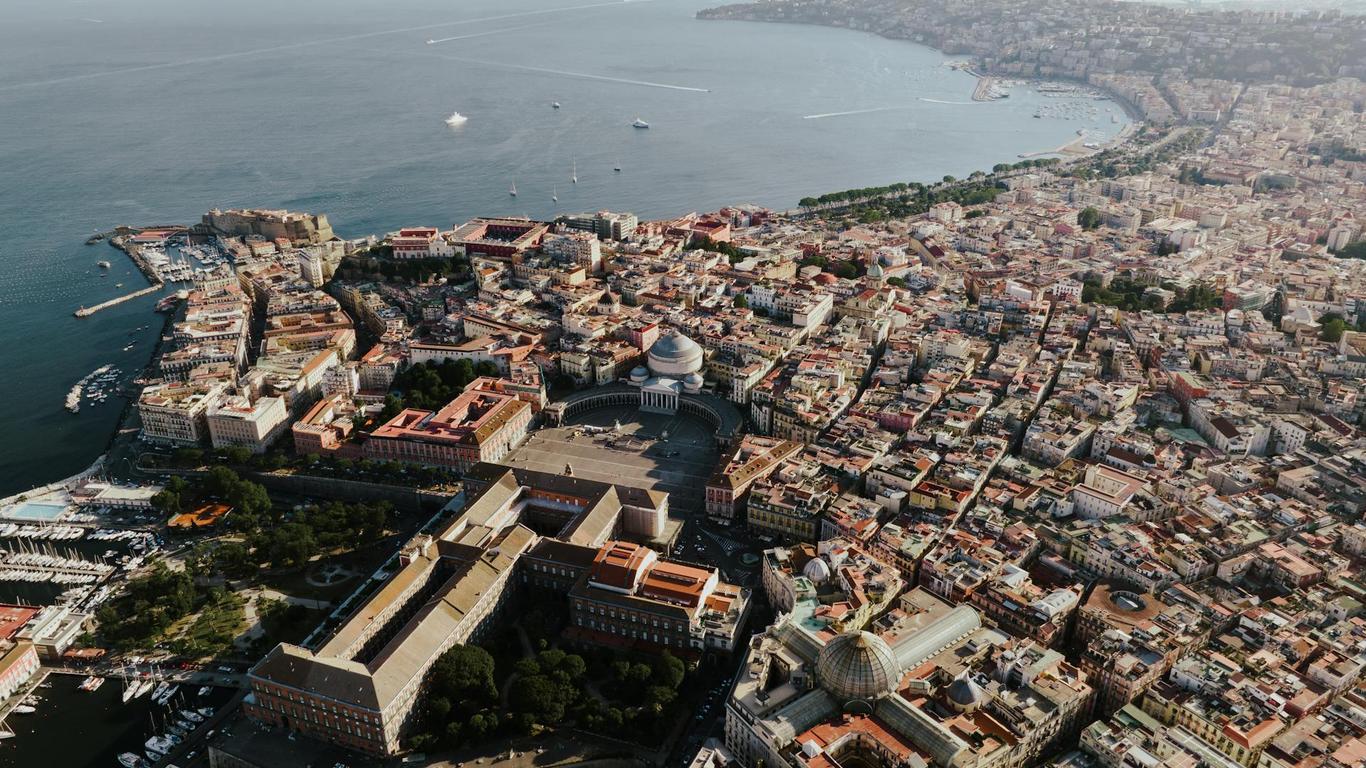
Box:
xmin=74 ymin=283 xmax=163 ymax=318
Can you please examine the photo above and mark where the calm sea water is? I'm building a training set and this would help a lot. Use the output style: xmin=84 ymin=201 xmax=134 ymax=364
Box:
xmin=0 ymin=0 xmax=1128 ymax=496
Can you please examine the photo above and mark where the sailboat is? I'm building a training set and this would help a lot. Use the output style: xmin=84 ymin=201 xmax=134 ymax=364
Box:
xmin=614 ymin=160 xmax=622 ymax=172
xmin=122 ymin=668 xmax=138 ymax=704
xmin=552 ymin=186 xmax=558 ymax=203
xmin=509 ymin=180 xmax=517 ymax=197
xmin=571 ymin=158 xmax=577 ymax=184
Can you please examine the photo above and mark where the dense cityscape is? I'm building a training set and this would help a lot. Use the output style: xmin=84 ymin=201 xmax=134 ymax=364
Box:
xmin=0 ymin=2 xmax=1364 ymax=768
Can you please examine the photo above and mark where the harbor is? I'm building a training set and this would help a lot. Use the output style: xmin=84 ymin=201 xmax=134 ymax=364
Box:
xmin=0 ymin=671 xmax=237 ymax=768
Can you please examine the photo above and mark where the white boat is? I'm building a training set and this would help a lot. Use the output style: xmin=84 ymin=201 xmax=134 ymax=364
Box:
xmin=552 ymin=101 xmax=561 ymax=109
xmin=181 ymin=710 xmax=204 ymax=723
xmin=552 ymin=186 xmax=558 ymax=203
xmin=98 ymin=260 xmax=112 ymax=269
xmin=12 ymin=705 xmax=35 ymax=714
xmin=571 ymin=158 xmax=577 ymax=184
xmin=149 ymin=682 xmax=169 ymax=703
xmin=632 ymin=118 xmax=649 ymax=129
xmin=197 ymin=686 xmax=212 ymax=697
xmin=118 ymin=752 xmax=142 ymax=768
xmin=509 ymin=180 xmax=517 ymax=197
xmin=155 ymin=684 xmax=179 ymax=705
xmin=132 ymin=678 xmax=155 ymax=698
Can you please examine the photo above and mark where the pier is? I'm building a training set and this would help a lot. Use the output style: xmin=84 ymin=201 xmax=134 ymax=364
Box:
xmin=74 ymin=283 xmax=162 ymax=318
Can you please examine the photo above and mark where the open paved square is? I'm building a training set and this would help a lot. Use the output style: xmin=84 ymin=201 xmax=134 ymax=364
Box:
xmin=506 ymin=405 xmax=718 ymax=515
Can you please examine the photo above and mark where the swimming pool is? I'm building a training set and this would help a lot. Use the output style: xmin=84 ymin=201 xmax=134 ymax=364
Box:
xmin=3 ymin=500 xmax=69 ymax=521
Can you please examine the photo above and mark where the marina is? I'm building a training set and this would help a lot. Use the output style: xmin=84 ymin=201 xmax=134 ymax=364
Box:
xmin=0 ymin=672 xmax=235 ymax=768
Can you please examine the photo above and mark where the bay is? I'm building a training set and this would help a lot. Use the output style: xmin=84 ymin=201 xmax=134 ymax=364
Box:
xmin=0 ymin=0 xmax=1128 ymax=497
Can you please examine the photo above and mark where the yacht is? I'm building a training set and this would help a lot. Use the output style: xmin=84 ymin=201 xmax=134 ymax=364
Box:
xmin=552 ymin=101 xmax=561 ymax=109
xmin=509 ymin=180 xmax=517 ymax=197
xmin=118 ymin=752 xmax=142 ymax=768
xmin=98 ymin=260 xmax=112 ymax=269
xmin=632 ymin=118 xmax=649 ymax=129
xmin=552 ymin=186 xmax=558 ymax=203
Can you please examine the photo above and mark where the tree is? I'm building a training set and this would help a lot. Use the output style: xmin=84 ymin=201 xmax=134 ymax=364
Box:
xmin=1321 ymin=314 xmax=1347 ymax=343
xmin=652 ymin=652 xmax=685 ymax=689
xmin=1078 ymin=207 xmax=1102 ymax=230
xmin=151 ymin=489 xmax=181 ymax=516
xmin=429 ymin=645 xmax=498 ymax=704
xmin=733 ymin=293 xmax=749 ymax=309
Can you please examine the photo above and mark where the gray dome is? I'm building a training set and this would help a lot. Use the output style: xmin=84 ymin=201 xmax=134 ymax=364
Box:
xmin=817 ymin=631 xmax=899 ymax=701
xmin=946 ymin=675 xmax=988 ymax=712
xmin=647 ymin=331 xmax=703 ymax=377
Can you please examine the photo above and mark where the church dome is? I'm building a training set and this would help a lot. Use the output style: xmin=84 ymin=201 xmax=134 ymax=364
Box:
xmin=647 ymin=331 xmax=703 ymax=377
xmin=945 ymin=675 xmax=988 ymax=713
xmin=802 ymin=557 xmax=832 ymax=585
xmin=629 ymin=366 xmax=649 ymax=383
xmin=817 ymin=630 xmax=899 ymax=701
xmin=683 ymin=371 xmax=705 ymax=393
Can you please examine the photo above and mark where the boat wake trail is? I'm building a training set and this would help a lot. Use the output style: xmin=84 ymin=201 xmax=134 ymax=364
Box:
xmin=803 ymin=105 xmax=915 ymax=119
xmin=407 ymin=50 xmax=711 ymax=93
xmin=918 ymin=97 xmax=976 ymax=105
xmin=426 ymin=21 xmax=555 ymax=45
xmin=0 ymin=0 xmax=652 ymax=94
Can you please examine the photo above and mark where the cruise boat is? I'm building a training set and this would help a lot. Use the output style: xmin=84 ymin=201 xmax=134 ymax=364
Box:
xmin=632 ymin=118 xmax=649 ymax=129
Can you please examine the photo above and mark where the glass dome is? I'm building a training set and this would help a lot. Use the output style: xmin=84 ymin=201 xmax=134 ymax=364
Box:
xmin=817 ymin=630 xmax=899 ymax=701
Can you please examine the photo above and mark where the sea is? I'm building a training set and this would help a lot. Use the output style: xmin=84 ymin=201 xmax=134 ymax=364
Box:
xmin=0 ymin=0 xmax=1129 ymax=498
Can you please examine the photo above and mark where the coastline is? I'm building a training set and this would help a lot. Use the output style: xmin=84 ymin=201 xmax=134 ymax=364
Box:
xmin=694 ymin=12 xmax=1147 ymax=136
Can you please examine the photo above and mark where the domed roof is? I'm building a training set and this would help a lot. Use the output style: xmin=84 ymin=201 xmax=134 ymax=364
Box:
xmin=648 ymin=331 xmax=701 ymax=361
xmin=802 ymin=557 xmax=832 ymax=584
xmin=684 ymin=371 xmax=704 ymax=384
xmin=946 ymin=675 xmax=988 ymax=712
xmin=647 ymin=330 xmax=704 ymax=377
xmin=817 ymin=630 xmax=899 ymax=701
xmin=598 ymin=288 xmax=619 ymax=304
